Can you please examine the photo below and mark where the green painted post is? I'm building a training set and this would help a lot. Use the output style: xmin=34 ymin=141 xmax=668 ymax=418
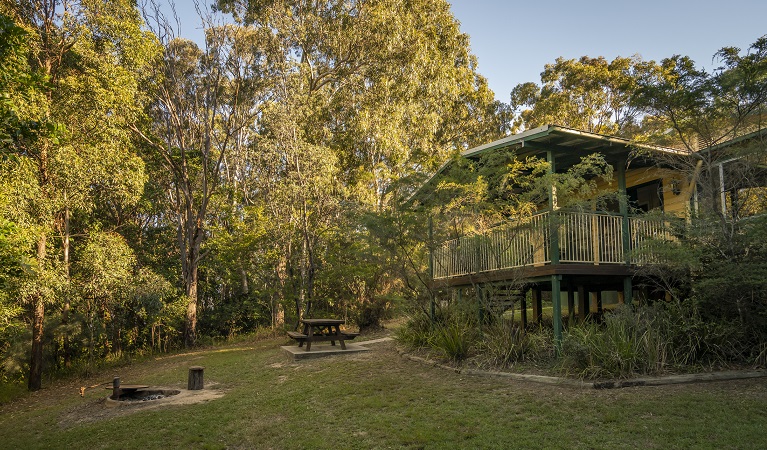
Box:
xmin=428 ymin=215 xmax=435 ymax=322
xmin=552 ymin=275 xmax=562 ymax=354
xmin=623 ymin=276 xmax=633 ymax=306
xmin=618 ymin=160 xmax=631 ymax=265
xmin=547 ymin=150 xmax=557 ymax=211
xmin=547 ymin=150 xmax=560 ymax=265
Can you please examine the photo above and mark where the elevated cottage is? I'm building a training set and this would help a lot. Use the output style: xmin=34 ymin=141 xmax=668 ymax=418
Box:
xmin=410 ymin=125 xmax=766 ymax=345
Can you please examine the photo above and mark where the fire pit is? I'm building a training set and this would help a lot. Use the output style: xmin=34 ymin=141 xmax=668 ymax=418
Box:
xmin=113 ymin=388 xmax=181 ymax=402
xmin=106 ymin=377 xmax=180 ymax=405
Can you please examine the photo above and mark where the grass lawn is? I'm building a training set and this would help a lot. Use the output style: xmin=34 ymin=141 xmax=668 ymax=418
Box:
xmin=1 ymin=333 xmax=766 ymax=449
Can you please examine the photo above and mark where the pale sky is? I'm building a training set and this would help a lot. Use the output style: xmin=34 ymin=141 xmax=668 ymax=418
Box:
xmin=448 ymin=0 xmax=767 ymax=101
xmin=165 ymin=0 xmax=767 ymax=103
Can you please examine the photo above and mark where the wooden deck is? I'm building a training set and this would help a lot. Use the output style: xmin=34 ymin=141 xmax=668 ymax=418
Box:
xmin=431 ymin=263 xmax=638 ymax=289
xmin=431 ymin=210 xmax=668 ymax=286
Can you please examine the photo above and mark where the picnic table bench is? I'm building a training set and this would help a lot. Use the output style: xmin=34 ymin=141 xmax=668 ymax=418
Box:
xmin=287 ymin=318 xmax=358 ymax=351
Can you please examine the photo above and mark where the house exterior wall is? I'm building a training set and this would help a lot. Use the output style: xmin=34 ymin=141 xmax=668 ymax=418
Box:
xmin=593 ymin=167 xmax=689 ymax=215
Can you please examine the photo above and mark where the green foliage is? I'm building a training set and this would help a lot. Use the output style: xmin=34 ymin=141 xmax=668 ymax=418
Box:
xmin=396 ymin=309 xmax=477 ymax=362
xmin=477 ymin=318 xmax=553 ymax=369
xmin=635 ymin=35 xmax=767 ymax=149
xmin=430 ymin=321 xmax=473 ymax=361
xmin=395 ymin=313 xmax=435 ymax=349
xmin=0 ymin=13 xmax=51 ymax=150
xmin=510 ymin=55 xmax=660 ymax=135
xmin=559 ymin=303 xmax=756 ymax=380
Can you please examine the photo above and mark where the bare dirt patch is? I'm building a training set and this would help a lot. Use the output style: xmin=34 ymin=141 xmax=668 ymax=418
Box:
xmin=57 ymin=384 xmax=225 ymax=428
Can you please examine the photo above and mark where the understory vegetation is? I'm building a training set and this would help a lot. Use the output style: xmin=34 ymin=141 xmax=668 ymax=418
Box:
xmin=397 ymin=297 xmax=766 ymax=380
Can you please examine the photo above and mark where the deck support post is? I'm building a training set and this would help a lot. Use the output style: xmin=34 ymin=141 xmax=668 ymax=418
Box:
xmin=532 ymin=287 xmax=542 ymax=324
xmin=567 ymin=282 xmax=575 ymax=323
xmin=623 ymin=277 xmax=633 ymax=307
xmin=520 ymin=290 xmax=528 ymax=329
xmin=591 ymin=291 xmax=603 ymax=316
xmin=577 ymin=285 xmax=588 ymax=321
xmin=551 ymin=275 xmax=562 ymax=354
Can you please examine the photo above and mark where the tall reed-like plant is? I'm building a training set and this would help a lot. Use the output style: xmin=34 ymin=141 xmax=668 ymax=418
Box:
xmin=560 ymin=306 xmax=665 ymax=379
xmin=559 ymin=302 xmax=757 ymax=379
xmin=395 ymin=313 xmax=434 ymax=349
xmin=431 ymin=320 xmax=476 ymax=362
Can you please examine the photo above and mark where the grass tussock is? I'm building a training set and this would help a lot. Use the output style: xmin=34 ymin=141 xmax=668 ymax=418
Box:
xmin=395 ymin=312 xmax=477 ymax=361
xmin=559 ymin=303 xmax=757 ymax=379
xmin=398 ymin=300 xmax=764 ymax=380
xmin=474 ymin=320 xmax=553 ymax=369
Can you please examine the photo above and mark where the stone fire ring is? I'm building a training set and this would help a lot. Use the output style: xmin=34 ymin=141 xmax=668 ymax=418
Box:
xmin=105 ymin=385 xmax=224 ymax=408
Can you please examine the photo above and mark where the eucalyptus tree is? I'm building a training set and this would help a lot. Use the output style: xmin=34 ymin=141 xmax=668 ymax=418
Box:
xmin=134 ymin=13 xmax=273 ymax=346
xmin=510 ymin=55 xmax=660 ymax=136
xmin=215 ymin=0 xmax=504 ymax=323
xmin=73 ymin=232 xmax=135 ymax=368
xmin=0 ymin=0 xmax=158 ymax=389
xmin=633 ymin=36 xmax=767 ymax=220
xmin=633 ymin=37 xmax=767 ymax=343
xmin=636 ymin=37 xmax=767 ymax=151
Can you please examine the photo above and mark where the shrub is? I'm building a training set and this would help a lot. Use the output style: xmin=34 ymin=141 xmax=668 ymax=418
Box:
xmin=559 ymin=302 xmax=764 ymax=379
xmin=395 ymin=312 xmax=433 ymax=349
xmin=354 ymin=296 xmax=392 ymax=331
xmin=396 ymin=306 xmax=478 ymax=362
xmin=430 ymin=320 xmax=476 ymax=362
xmin=475 ymin=319 xmax=556 ymax=368
xmin=560 ymin=305 xmax=678 ymax=379
xmin=476 ymin=320 xmax=528 ymax=368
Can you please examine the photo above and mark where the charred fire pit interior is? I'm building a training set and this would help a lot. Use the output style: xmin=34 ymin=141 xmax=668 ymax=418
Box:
xmin=108 ymin=377 xmax=180 ymax=403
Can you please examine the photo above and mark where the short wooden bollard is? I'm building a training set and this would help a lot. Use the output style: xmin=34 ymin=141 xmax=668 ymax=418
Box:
xmin=188 ymin=366 xmax=204 ymax=390
xmin=112 ymin=376 xmax=121 ymax=399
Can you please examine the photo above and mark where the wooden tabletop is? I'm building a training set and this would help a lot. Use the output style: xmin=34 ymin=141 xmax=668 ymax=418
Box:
xmin=301 ymin=318 xmax=345 ymax=325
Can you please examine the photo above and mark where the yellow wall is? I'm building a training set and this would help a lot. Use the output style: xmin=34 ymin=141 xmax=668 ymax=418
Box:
xmin=596 ymin=167 xmax=689 ymax=215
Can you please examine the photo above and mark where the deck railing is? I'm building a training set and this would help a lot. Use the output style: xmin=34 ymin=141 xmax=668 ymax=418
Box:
xmin=432 ymin=210 xmax=668 ymax=279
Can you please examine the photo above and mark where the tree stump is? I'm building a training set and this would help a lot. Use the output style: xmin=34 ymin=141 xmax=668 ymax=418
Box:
xmin=188 ymin=366 xmax=204 ymax=390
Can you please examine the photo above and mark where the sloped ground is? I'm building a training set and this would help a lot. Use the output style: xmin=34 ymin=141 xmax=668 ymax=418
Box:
xmin=2 ymin=327 xmax=766 ymax=449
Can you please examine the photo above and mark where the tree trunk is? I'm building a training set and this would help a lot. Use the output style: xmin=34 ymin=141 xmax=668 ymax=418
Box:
xmin=184 ymin=267 xmax=198 ymax=348
xmin=28 ymin=235 xmax=46 ymax=391
xmin=177 ymin=193 xmax=200 ymax=348
xmin=240 ymin=266 xmax=249 ymax=295
xmin=62 ymin=204 xmax=71 ymax=367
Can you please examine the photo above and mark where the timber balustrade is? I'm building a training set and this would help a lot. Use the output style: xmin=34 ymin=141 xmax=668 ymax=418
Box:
xmin=432 ymin=210 xmax=669 ymax=279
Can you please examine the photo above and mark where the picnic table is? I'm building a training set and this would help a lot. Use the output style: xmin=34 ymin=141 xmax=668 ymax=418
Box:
xmin=286 ymin=318 xmax=359 ymax=351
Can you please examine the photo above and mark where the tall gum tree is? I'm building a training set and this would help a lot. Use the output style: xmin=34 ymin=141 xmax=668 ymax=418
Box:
xmin=1 ymin=0 xmax=158 ymax=389
xmin=134 ymin=13 xmax=273 ymax=347
xmin=216 ymin=0 xmax=504 ymax=323
xmin=630 ymin=37 xmax=767 ymax=345
xmin=510 ymin=55 xmax=661 ymax=136
xmin=634 ymin=37 xmax=767 ymax=217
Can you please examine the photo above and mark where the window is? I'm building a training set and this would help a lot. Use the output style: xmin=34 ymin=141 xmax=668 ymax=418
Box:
xmin=627 ymin=180 xmax=664 ymax=212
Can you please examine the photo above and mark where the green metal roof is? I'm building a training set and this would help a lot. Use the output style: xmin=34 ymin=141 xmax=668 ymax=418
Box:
xmin=404 ymin=124 xmax=680 ymax=206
